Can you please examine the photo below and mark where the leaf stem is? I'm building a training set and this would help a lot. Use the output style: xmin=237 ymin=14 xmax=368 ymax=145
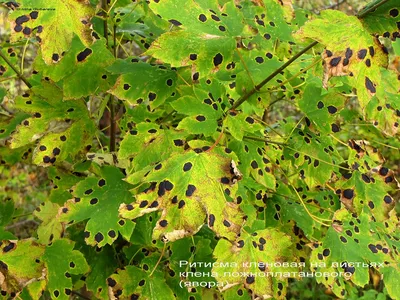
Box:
xmin=356 ymin=0 xmax=390 ymax=18
xmin=228 ymin=41 xmax=319 ymax=111
xmin=0 ymin=49 xmax=32 ymax=88
xmin=242 ymin=135 xmax=287 ymax=146
xmin=102 ymin=0 xmax=109 ymax=45
xmin=149 ymin=242 xmax=167 ymax=277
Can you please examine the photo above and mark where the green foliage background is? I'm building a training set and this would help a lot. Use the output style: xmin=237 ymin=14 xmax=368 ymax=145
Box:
xmin=0 ymin=0 xmax=399 ymax=299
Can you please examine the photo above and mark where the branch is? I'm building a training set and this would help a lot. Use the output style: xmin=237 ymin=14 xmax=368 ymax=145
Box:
xmin=0 ymin=49 xmax=32 ymax=88
xmin=356 ymin=0 xmax=390 ymax=18
xmin=243 ymin=135 xmax=287 ymax=146
xmin=228 ymin=41 xmax=318 ymax=111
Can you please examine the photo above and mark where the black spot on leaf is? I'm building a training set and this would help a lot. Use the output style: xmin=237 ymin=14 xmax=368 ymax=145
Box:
xmin=169 ymin=19 xmax=182 ymax=26
xmin=208 ymin=214 xmax=215 ymax=226
xmin=183 ymin=162 xmax=192 ymax=172
xmin=365 ymin=77 xmax=376 ymax=93
xmin=77 ymin=48 xmax=93 ymax=62
xmin=186 ymin=184 xmax=196 ymax=196
xmin=390 ymin=9 xmax=399 ymax=17
xmin=95 ymin=232 xmax=104 ymax=243
xmin=196 ymin=115 xmax=206 ymax=122
xmin=357 ymin=49 xmax=367 ymax=59
xmin=213 ymin=53 xmax=223 ymax=66
xmin=327 ymin=106 xmax=337 ymax=114
xmin=198 ymin=14 xmax=207 ymax=22
xmin=329 ymin=57 xmax=341 ymax=66
xmin=178 ymin=200 xmax=185 ymax=209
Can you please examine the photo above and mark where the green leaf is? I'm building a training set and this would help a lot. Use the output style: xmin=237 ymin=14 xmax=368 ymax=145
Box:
xmin=310 ymin=208 xmax=400 ymax=298
xmin=43 ymin=239 xmax=90 ymax=300
xmin=297 ymin=10 xmax=388 ymax=108
xmin=360 ymin=0 xmax=400 ymax=37
xmin=118 ymin=123 xmax=186 ymax=170
xmin=298 ymin=78 xmax=346 ymax=134
xmin=229 ymin=139 xmax=276 ymax=190
xmin=171 ymin=84 xmax=224 ymax=136
xmin=58 ymin=166 xmax=135 ymax=247
xmin=107 ymin=255 xmax=175 ymax=299
xmin=224 ymin=111 xmax=264 ymax=141
xmin=108 ymin=58 xmax=177 ymax=108
xmin=0 ymin=195 xmax=14 ymax=227
xmin=0 ymin=240 xmax=45 ymax=295
xmin=212 ymin=228 xmax=295 ymax=299
xmin=120 ymin=146 xmax=244 ymax=242
xmin=34 ymin=37 xmax=115 ymax=99
xmin=81 ymin=245 xmax=118 ymax=300
xmin=283 ymin=127 xmax=342 ymax=187
xmin=9 ymin=0 xmax=94 ymax=64
xmin=146 ymin=0 xmax=249 ymax=77
xmin=34 ymin=201 xmax=63 ymax=244
xmin=10 ymin=82 xmax=96 ymax=166
xmin=0 ymin=47 xmax=19 ymax=78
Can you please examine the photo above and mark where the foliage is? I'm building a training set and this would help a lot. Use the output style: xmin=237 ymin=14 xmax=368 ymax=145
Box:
xmin=0 ymin=0 xmax=399 ymax=299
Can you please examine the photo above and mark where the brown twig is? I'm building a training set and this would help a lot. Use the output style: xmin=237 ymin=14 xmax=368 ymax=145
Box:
xmin=228 ymin=41 xmax=319 ymax=111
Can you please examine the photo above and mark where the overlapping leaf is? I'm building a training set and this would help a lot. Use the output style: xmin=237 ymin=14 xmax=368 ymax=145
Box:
xmin=310 ymin=209 xmax=400 ymax=299
xmin=283 ymin=128 xmax=342 ymax=187
xmin=107 ymin=58 xmax=177 ymax=108
xmin=118 ymin=122 xmax=186 ymax=171
xmin=0 ymin=240 xmax=45 ymax=297
xmin=120 ymin=146 xmax=245 ymax=242
xmin=9 ymin=0 xmax=94 ymax=64
xmin=146 ymin=0 xmax=249 ymax=77
xmin=43 ymin=239 xmax=90 ymax=300
xmin=297 ymin=10 xmax=388 ymax=108
xmin=33 ymin=36 xmax=115 ymax=99
xmin=10 ymin=82 xmax=96 ymax=166
xmin=34 ymin=202 xmax=63 ymax=245
xmin=107 ymin=255 xmax=174 ymax=299
xmin=212 ymin=228 xmax=295 ymax=299
xmin=58 ymin=166 xmax=135 ymax=247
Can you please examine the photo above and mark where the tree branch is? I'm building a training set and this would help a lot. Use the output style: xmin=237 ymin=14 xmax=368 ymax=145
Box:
xmin=228 ymin=41 xmax=318 ymax=111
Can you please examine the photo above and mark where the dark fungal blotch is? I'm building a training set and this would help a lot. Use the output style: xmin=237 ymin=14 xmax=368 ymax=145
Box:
xmin=178 ymin=200 xmax=185 ymax=209
xmin=94 ymin=232 xmax=104 ymax=243
xmin=198 ymin=14 xmax=207 ymax=22
xmin=223 ymin=220 xmax=231 ymax=227
xmin=389 ymin=8 xmax=399 ymax=17
xmin=77 ymin=48 xmax=93 ymax=62
xmin=30 ymin=11 xmax=38 ymax=19
xmin=196 ymin=115 xmax=206 ymax=122
xmin=329 ymin=57 xmax=341 ymax=67
xmin=213 ymin=53 xmax=223 ymax=67
xmin=169 ymin=19 xmax=182 ymax=26
xmin=365 ymin=77 xmax=376 ymax=93
xmin=331 ymin=123 xmax=340 ymax=133
xmin=345 ymin=48 xmax=353 ymax=59
xmin=186 ymin=184 xmax=196 ymax=196
xmin=327 ymin=106 xmax=337 ymax=114
xmin=208 ymin=214 xmax=215 ymax=226
xmin=183 ymin=162 xmax=192 ymax=172
xmin=357 ymin=49 xmax=367 ymax=60
xmin=159 ymin=220 xmax=168 ymax=227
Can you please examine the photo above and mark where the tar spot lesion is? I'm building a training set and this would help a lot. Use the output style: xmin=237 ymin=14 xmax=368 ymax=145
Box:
xmin=77 ymin=48 xmax=93 ymax=62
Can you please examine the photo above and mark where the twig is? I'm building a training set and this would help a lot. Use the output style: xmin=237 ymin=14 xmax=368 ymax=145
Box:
xmin=0 ymin=49 xmax=32 ymax=88
xmin=242 ymin=135 xmax=287 ymax=146
xmin=228 ymin=41 xmax=319 ymax=111
xmin=5 ymin=219 xmax=38 ymax=230
xmin=356 ymin=0 xmax=390 ymax=18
